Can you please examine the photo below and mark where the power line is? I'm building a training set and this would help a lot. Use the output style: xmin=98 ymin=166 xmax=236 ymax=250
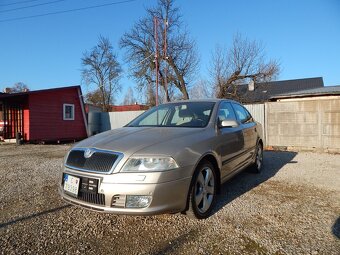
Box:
xmin=0 ymin=0 xmax=66 ymax=14
xmin=0 ymin=0 xmax=138 ymax=23
xmin=0 ymin=0 xmax=40 ymax=7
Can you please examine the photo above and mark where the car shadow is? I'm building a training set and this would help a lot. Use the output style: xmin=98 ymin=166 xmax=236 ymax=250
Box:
xmin=332 ymin=217 xmax=340 ymax=239
xmin=212 ymin=151 xmax=298 ymax=215
xmin=0 ymin=204 xmax=71 ymax=229
xmin=150 ymin=228 xmax=199 ymax=255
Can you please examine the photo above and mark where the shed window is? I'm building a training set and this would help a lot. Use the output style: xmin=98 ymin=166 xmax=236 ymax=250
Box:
xmin=63 ymin=104 xmax=75 ymax=120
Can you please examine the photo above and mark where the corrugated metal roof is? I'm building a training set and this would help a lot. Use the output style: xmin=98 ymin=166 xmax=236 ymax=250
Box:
xmin=270 ymin=85 xmax=340 ymax=99
xmin=229 ymin=77 xmax=324 ymax=103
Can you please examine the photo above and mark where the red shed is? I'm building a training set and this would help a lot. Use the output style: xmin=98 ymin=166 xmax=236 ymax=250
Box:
xmin=0 ymin=86 xmax=88 ymax=142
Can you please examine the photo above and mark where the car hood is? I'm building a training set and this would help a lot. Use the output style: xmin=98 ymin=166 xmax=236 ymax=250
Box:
xmin=75 ymin=127 xmax=205 ymax=156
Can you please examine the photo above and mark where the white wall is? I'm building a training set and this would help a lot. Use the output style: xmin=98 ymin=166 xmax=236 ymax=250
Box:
xmin=99 ymin=111 xmax=145 ymax=132
xmin=244 ymin=104 xmax=266 ymax=145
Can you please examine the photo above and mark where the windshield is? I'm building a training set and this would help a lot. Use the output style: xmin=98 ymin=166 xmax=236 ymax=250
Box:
xmin=126 ymin=102 xmax=215 ymax=128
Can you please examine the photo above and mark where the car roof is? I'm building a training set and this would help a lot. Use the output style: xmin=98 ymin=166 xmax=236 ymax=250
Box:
xmin=166 ymin=98 xmax=240 ymax=104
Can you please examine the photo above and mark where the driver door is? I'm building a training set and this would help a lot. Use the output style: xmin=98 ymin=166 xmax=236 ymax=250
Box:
xmin=216 ymin=101 xmax=245 ymax=180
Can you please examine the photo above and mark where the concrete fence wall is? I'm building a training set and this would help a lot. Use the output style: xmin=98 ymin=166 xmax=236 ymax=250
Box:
xmin=265 ymin=98 xmax=340 ymax=152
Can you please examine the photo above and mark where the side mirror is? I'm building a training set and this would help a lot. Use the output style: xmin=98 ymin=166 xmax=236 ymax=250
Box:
xmin=219 ymin=119 xmax=239 ymax=128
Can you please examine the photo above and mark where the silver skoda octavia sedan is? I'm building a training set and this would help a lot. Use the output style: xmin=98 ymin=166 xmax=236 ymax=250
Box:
xmin=59 ymin=99 xmax=263 ymax=219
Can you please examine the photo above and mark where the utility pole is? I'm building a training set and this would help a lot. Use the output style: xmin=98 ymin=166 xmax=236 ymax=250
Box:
xmin=163 ymin=18 xmax=168 ymax=102
xmin=154 ymin=16 xmax=159 ymax=106
xmin=154 ymin=17 xmax=169 ymax=104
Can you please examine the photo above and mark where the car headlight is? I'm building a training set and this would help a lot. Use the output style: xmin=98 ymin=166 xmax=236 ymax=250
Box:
xmin=121 ymin=157 xmax=179 ymax=172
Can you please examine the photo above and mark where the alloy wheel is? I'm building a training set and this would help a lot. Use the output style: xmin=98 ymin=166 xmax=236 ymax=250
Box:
xmin=256 ymin=145 xmax=263 ymax=171
xmin=194 ymin=167 xmax=215 ymax=214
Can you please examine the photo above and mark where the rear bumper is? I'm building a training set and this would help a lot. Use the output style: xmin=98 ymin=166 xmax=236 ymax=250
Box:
xmin=59 ymin=170 xmax=192 ymax=215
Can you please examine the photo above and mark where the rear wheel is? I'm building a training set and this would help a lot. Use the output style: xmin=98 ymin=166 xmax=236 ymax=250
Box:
xmin=185 ymin=161 xmax=217 ymax=219
xmin=252 ymin=142 xmax=263 ymax=173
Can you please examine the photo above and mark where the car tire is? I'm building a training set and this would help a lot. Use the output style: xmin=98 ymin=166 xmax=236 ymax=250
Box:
xmin=252 ymin=142 xmax=263 ymax=173
xmin=185 ymin=160 xmax=217 ymax=219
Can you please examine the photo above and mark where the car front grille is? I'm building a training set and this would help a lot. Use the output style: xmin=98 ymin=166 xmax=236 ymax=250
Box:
xmin=62 ymin=173 xmax=105 ymax=206
xmin=65 ymin=148 xmax=122 ymax=173
xmin=78 ymin=191 xmax=105 ymax=206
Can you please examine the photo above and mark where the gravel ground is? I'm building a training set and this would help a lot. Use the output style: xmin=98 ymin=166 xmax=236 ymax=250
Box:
xmin=0 ymin=144 xmax=339 ymax=255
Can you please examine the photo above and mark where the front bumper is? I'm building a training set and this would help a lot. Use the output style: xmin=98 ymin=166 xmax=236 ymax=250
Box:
xmin=59 ymin=167 xmax=193 ymax=215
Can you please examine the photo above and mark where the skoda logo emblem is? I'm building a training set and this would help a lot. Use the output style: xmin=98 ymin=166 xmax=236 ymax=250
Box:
xmin=84 ymin=148 xmax=95 ymax=158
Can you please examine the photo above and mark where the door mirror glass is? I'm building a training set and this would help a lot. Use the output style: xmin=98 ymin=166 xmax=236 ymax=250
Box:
xmin=220 ymin=119 xmax=239 ymax=128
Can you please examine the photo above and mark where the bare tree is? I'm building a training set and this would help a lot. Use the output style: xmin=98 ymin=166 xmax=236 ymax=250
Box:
xmin=190 ymin=79 xmax=213 ymax=99
xmin=122 ymin=87 xmax=137 ymax=105
xmin=82 ymin=36 xmax=122 ymax=111
xmin=120 ymin=0 xmax=199 ymax=103
xmin=85 ymin=89 xmax=114 ymax=107
xmin=8 ymin=82 xmax=29 ymax=93
xmin=211 ymin=33 xmax=280 ymax=100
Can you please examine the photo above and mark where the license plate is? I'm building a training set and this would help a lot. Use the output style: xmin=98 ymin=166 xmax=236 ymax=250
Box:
xmin=63 ymin=174 xmax=80 ymax=197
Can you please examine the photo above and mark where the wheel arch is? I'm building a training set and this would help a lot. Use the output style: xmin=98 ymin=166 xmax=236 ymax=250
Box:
xmin=182 ymin=152 xmax=221 ymax=217
xmin=192 ymin=152 xmax=221 ymax=194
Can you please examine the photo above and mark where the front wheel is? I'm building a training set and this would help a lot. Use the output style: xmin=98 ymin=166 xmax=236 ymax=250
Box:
xmin=185 ymin=161 xmax=217 ymax=219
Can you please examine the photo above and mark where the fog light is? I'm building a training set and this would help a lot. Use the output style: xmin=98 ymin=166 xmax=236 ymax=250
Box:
xmin=126 ymin=195 xmax=152 ymax=208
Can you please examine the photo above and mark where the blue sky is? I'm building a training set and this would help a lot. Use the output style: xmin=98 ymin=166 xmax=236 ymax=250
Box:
xmin=0 ymin=0 xmax=339 ymax=103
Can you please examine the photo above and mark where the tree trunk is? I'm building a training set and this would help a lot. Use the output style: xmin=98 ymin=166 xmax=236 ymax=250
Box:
xmin=159 ymin=69 xmax=171 ymax=102
xmin=99 ymin=83 xmax=107 ymax=112
xmin=166 ymin=57 xmax=189 ymax=100
xmin=180 ymin=84 xmax=189 ymax=100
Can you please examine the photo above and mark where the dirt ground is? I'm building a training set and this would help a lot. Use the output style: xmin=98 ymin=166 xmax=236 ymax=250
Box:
xmin=0 ymin=144 xmax=339 ymax=255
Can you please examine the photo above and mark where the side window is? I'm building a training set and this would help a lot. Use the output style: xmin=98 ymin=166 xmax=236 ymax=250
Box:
xmin=232 ymin=103 xmax=252 ymax=124
xmin=217 ymin=102 xmax=237 ymax=122
xmin=63 ymin=104 xmax=75 ymax=120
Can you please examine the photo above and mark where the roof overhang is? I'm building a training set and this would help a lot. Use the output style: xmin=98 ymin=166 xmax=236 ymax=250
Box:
xmin=0 ymin=93 xmax=28 ymax=103
xmin=270 ymin=91 xmax=340 ymax=101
